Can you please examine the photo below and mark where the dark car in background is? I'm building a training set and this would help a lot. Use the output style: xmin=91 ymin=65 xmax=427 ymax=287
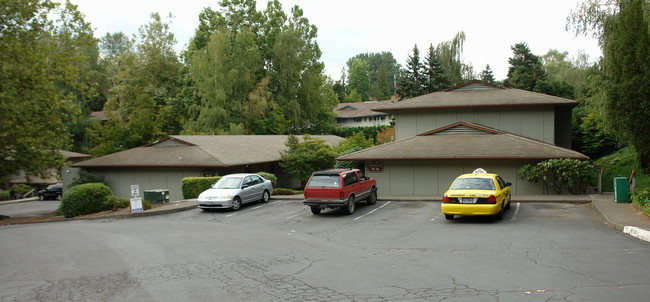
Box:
xmin=38 ymin=183 xmax=62 ymax=200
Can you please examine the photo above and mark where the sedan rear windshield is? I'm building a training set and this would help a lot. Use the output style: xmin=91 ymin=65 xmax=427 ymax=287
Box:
xmin=306 ymin=175 xmax=340 ymax=188
xmin=213 ymin=177 xmax=243 ymax=189
xmin=451 ymin=178 xmax=495 ymax=190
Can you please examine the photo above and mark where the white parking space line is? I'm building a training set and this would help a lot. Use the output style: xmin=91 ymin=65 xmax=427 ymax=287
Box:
xmin=511 ymin=202 xmax=521 ymax=221
xmin=430 ymin=213 xmax=441 ymax=222
xmin=354 ymin=201 xmax=391 ymax=221
xmin=225 ymin=205 xmax=266 ymax=217
xmin=286 ymin=210 xmax=309 ymax=219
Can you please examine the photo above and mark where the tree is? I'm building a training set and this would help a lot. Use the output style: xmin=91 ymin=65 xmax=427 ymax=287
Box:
xmin=90 ymin=13 xmax=182 ymax=156
xmin=347 ymin=58 xmax=370 ymax=101
xmin=1 ymin=0 xmax=90 ymax=180
xmin=375 ymin=64 xmax=392 ymax=100
xmin=423 ymin=44 xmax=451 ymax=93
xmin=280 ymin=135 xmax=338 ymax=181
xmin=435 ymin=31 xmax=473 ymax=84
xmin=504 ymin=42 xmax=546 ymax=91
xmin=397 ymin=44 xmax=425 ymax=98
xmin=602 ymin=0 xmax=650 ymax=171
xmin=335 ymin=131 xmax=374 ymax=153
xmin=480 ymin=64 xmax=496 ymax=83
xmin=346 ymin=52 xmax=400 ymax=99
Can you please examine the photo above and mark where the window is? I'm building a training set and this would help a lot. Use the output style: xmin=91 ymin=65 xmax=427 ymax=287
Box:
xmin=343 ymin=172 xmax=359 ymax=187
xmin=306 ymin=175 xmax=340 ymax=188
xmin=252 ymin=175 xmax=263 ymax=185
xmin=357 ymin=170 xmax=367 ymax=181
xmin=451 ymin=178 xmax=496 ymax=190
xmin=496 ymin=176 xmax=507 ymax=190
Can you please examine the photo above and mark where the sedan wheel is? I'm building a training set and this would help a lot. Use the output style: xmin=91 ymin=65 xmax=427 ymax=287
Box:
xmin=39 ymin=195 xmax=44 ymax=201
xmin=344 ymin=196 xmax=355 ymax=215
xmin=261 ymin=190 xmax=270 ymax=203
xmin=231 ymin=197 xmax=242 ymax=211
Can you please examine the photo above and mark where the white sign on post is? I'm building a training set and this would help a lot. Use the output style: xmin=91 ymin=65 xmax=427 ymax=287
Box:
xmin=130 ymin=197 xmax=143 ymax=213
xmin=131 ymin=184 xmax=139 ymax=197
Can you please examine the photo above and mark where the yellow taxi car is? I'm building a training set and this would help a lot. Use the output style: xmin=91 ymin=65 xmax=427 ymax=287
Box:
xmin=441 ymin=168 xmax=512 ymax=220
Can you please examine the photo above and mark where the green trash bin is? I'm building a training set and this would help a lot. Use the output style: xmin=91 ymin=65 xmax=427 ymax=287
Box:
xmin=143 ymin=189 xmax=170 ymax=204
xmin=613 ymin=177 xmax=629 ymax=203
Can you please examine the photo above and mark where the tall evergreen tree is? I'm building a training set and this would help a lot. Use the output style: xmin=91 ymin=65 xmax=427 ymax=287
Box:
xmin=480 ymin=64 xmax=496 ymax=83
xmin=504 ymin=42 xmax=546 ymax=91
xmin=423 ymin=44 xmax=451 ymax=93
xmin=603 ymin=0 xmax=650 ymax=171
xmin=375 ymin=64 xmax=392 ymax=100
xmin=397 ymin=44 xmax=425 ymax=99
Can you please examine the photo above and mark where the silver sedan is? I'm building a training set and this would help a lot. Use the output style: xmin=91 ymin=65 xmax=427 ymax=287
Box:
xmin=197 ymin=173 xmax=273 ymax=211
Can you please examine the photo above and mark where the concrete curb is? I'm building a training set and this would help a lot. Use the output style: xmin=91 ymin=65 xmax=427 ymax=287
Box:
xmin=623 ymin=226 xmax=650 ymax=243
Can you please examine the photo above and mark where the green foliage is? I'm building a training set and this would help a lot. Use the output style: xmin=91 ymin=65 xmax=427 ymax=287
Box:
xmin=181 ymin=176 xmax=221 ymax=199
xmin=348 ymin=58 xmax=370 ymax=101
xmin=256 ymin=172 xmax=277 ymax=185
xmin=1 ymin=0 xmax=88 ymax=180
xmin=273 ymin=188 xmax=303 ymax=195
xmin=423 ymin=44 xmax=451 ymax=93
xmin=69 ymin=171 xmax=105 ymax=188
xmin=0 ymin=190 xmax=10 ymax=201
xmin=518 ymin=159 xmax=596 ymax=194
xmin=592 ymin=147 xmax=650 ymax=192
xmin=435 ymin=31 xmax=474 ymax=84
xmin=397 ymin=44 xmax=425 ymax=98
xmin=334 ymin=146 xmax=365 ymax=170
xmin=335 ymin=132 xmax=374 ymax=153
xmin=504 ymin=42 xmax=546 ymax=91
xmin=10 ymin=184 xmax=32 ymax=196
xmin=346 ymin=52 xmax=400 ymax=98
xmin=334 ymin=126 xmax=388 ymax=144
xmin=280 ymin=135 xmax=338 ymax=181
xmin=57 ymin=183 xmax=113 ymax=218
xmin=602 ymin=0 xmax=650 ymax=172
xmin=105 ymin=196 xmax=130 ymax=211
xmin=630 ymin=188 xmax=650 ymax=216
xmin=480 ymin=65 xmax=496 ymax=83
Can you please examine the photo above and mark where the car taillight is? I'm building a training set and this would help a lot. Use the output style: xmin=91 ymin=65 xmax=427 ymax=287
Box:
xmin=340 ymin=191 xmax=345 ymax=200
xmin=442 ymin=194 xmax=450 ymax=202
xmin=486 ymin=195 xmax=496 ymax=203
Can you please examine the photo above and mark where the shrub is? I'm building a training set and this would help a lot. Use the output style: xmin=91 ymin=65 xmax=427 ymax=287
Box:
xmin=10 ymin=184 xmax=32 ymax=196
xmin=181 ymin=176 xmax=220 ymax=199
xmin=518 ymin=159 xmax=596 ymax=194
xmin=69 ymin=171 xmax=104 ymax=188
xmin=0 ymin=190 xmax=10 ymax=201
xmin=273 ymin=188 xmax=303 ymax=195
xmin=57 ymin=183 xmax=113 ymax=218
xmin=631 ymin=188 xmax=650 ymax=216
xmin=105 ymin=196 xmax=130 ymax=211
xmin=256 ymin=172 xmax=277 ymax=185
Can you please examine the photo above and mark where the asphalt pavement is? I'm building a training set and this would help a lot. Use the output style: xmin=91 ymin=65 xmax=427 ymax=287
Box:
xmin=1 ymin=193 xmax=649 ymax=242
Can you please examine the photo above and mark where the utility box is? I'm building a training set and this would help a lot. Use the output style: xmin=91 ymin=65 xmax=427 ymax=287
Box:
xmin=613 ymin=177 xmax=629 ymax=203
xmin=143 ymin=189 xmax=170 ymax=204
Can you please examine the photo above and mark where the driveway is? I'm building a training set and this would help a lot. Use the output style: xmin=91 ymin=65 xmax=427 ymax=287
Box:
xmin=1 ymin=199 xmax=649 ymax=301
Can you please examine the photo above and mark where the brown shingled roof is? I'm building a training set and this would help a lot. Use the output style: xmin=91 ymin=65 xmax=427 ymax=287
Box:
xmin=73 ymin=135 xmax=345 ymax=168
xmin=334 ymin=100 xmax=395 ymax=118
xmin=338 ymin=122 xmax=587 ymax=161
xmin=375 ymin=81 xmax=576 ymax=112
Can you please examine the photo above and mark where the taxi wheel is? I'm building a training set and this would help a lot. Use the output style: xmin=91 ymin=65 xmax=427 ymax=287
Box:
xmin=344 ymin=196 xmax=355 ymax=215
xmin=505 ymin=199 xmax=511 ymax=210
xmin=495 ymin=207 xmax=504 ymax=220
xmin=445 ymin=214 xmax=454 ymax=220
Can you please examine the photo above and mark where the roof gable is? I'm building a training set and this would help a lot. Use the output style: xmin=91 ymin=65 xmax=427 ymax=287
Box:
xmin=374 ymin=80 xmax=576 ymax=112
xmin=419 ymin=122 xmax=501 ymax=136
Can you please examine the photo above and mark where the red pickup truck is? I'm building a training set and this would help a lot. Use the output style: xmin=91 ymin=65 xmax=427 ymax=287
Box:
xmin=303 ymin=169 xmax=378 ymax=215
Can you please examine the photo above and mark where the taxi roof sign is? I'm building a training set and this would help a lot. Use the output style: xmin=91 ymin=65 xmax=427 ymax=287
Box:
xmin=472 ymin=168 xmax=487 ymax=174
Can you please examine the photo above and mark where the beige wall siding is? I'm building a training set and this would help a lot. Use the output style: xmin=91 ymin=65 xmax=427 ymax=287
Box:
xmin=395 ymin=107 xmax=555 ymax=144
xmin=366 ymin=160 xmax=544 ymax=196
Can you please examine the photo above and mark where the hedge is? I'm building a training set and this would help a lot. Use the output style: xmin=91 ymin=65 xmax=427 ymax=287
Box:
xmin=256 ymin=172 xmax=277 ymax=185
xmin=182 ymin=176 xmax=221 ymax=199
xmin=0 ymin=190 xmax=10 ymax=201
xmin=57 ymin=183 xmax=113 ymax=218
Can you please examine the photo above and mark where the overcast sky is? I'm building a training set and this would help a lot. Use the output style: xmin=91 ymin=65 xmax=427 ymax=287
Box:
xmin=71 ymin=0 xmax=601 ymax=81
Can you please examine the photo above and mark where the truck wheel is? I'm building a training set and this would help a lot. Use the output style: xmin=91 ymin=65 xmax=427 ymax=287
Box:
xmin=367 ymin=190 xmax=377 ymax=205
xmin=310 ymin=206 xmax=321 ymax=215
xmin=344 ymin=196 xmax=355 ymax=215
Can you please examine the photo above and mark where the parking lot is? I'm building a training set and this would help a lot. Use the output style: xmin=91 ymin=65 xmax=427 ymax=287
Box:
xmin=2 ymin=198 xmax=649 ymax=301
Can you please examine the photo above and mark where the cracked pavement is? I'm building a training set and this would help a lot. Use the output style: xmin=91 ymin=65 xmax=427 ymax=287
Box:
xmin=1 ymin=200 xmax=649 ymax=301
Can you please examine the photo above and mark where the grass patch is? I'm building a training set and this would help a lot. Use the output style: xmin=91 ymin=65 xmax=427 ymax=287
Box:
xmin=593 ymin=147 xmax=650 ymax=216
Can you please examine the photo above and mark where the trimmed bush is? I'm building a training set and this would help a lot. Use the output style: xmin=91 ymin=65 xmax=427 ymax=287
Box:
xmin=57 ymin=183 xmax=113 ymax=218
xmin=181 ymin=176 xmax=220 ymax=199
xmin=273 ymin=188 xmax=303 ymax=195
xmin=256 ymin=172 xmax=277 ymax=185
xmin=0 ymin=190 xmax=10 ymax=201
xmin=10 ymin=184 xmax=32 ymax=196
